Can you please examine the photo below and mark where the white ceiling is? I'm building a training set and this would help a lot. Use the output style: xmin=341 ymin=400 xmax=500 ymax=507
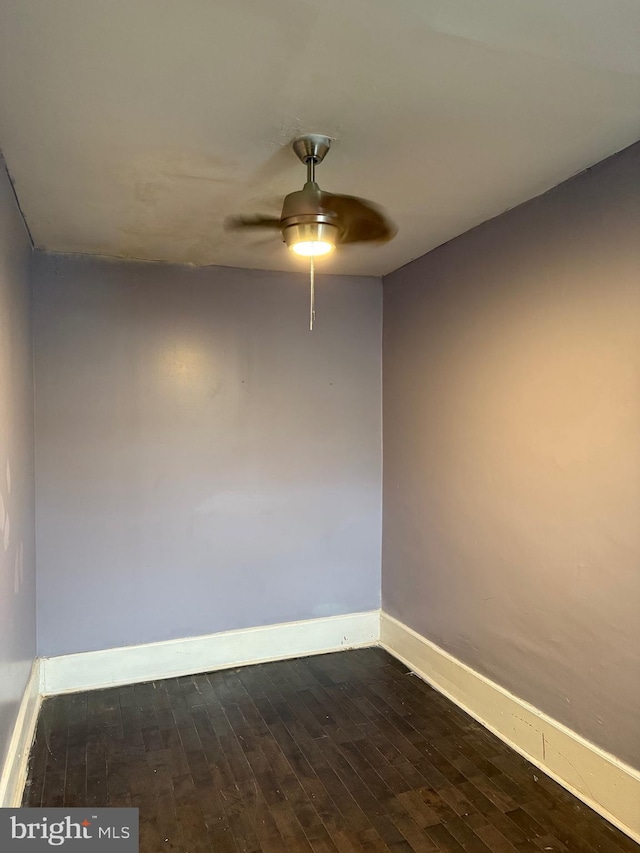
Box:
xmin=0 ymin=0 xmax=639 ymax=277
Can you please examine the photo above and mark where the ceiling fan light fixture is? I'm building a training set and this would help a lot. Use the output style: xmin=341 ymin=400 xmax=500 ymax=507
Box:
xmin=284 ymin=221 xmax=338 ymax=257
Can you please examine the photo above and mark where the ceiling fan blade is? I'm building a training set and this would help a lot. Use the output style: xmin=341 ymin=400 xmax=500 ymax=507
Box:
xmin=320 ymin=193 xmax=396 ymax=244
xmin=225 ymin=215 xmax=282 ymax=231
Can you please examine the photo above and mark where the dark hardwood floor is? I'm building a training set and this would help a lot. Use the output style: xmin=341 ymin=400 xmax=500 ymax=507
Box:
xmin=24 ymin=648 xmax=638 ymax=852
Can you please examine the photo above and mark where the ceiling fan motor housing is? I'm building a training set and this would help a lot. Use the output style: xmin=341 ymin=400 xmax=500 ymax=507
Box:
xmin=280 ymin=181 xmax=341 ymax=247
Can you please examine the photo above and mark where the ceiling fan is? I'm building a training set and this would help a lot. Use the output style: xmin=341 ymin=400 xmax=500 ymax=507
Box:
xmin=226 ymin=135 xmax=396 ymax=329
xmin=226 ymin=134 xmax=396 ymax=258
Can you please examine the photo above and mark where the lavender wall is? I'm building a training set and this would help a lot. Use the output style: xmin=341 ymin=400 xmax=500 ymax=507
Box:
xmin=34 ymin=254 xmax=381 ymax=656
xmin=382 ymin=142 xmax=640 ymax=768
xmin=0 ymin=157 xmax=36 ymax=769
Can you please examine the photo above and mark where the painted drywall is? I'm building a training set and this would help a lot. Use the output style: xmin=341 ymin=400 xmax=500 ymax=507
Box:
xmin=382 ymin=141 xmax=640 ymax=768
xmin=2 ymin=1 xmax=640 ymax=275
xmin=34 ymin=254 xmax=381 ymax=656
xmin=0 ymin=156 xmax=36 ymax=770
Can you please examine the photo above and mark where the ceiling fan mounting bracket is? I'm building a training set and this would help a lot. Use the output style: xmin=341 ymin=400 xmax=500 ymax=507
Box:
xmin=292 ymin=134 xmax=332 ymax=165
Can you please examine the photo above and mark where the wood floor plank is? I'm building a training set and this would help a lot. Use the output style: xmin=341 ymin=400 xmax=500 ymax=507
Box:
xmin=24 ymin=649 xmax=638 ymax=853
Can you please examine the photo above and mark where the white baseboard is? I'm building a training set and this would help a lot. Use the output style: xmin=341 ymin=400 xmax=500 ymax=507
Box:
xmin=40 ymin=610 xmax=380 ymax=695
xmin=0 ymin=660 xmax=42 ymax=807
xmin=380 ymin=612 xmax=640 ymax=845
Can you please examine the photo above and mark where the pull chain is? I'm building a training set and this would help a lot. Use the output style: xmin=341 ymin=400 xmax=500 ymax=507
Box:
xmin=307 ymin=155 xmax=318 ymax=330
xmin=309 ymin=256 xmax=315 ymax=331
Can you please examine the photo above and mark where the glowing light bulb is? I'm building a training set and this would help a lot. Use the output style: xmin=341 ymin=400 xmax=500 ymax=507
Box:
xmin=290 ymin=240 xmax=335 ymax=257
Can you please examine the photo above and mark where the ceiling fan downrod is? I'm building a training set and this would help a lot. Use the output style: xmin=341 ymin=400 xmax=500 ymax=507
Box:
xmin=292 ymin=134 xmax=332 ymax=185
